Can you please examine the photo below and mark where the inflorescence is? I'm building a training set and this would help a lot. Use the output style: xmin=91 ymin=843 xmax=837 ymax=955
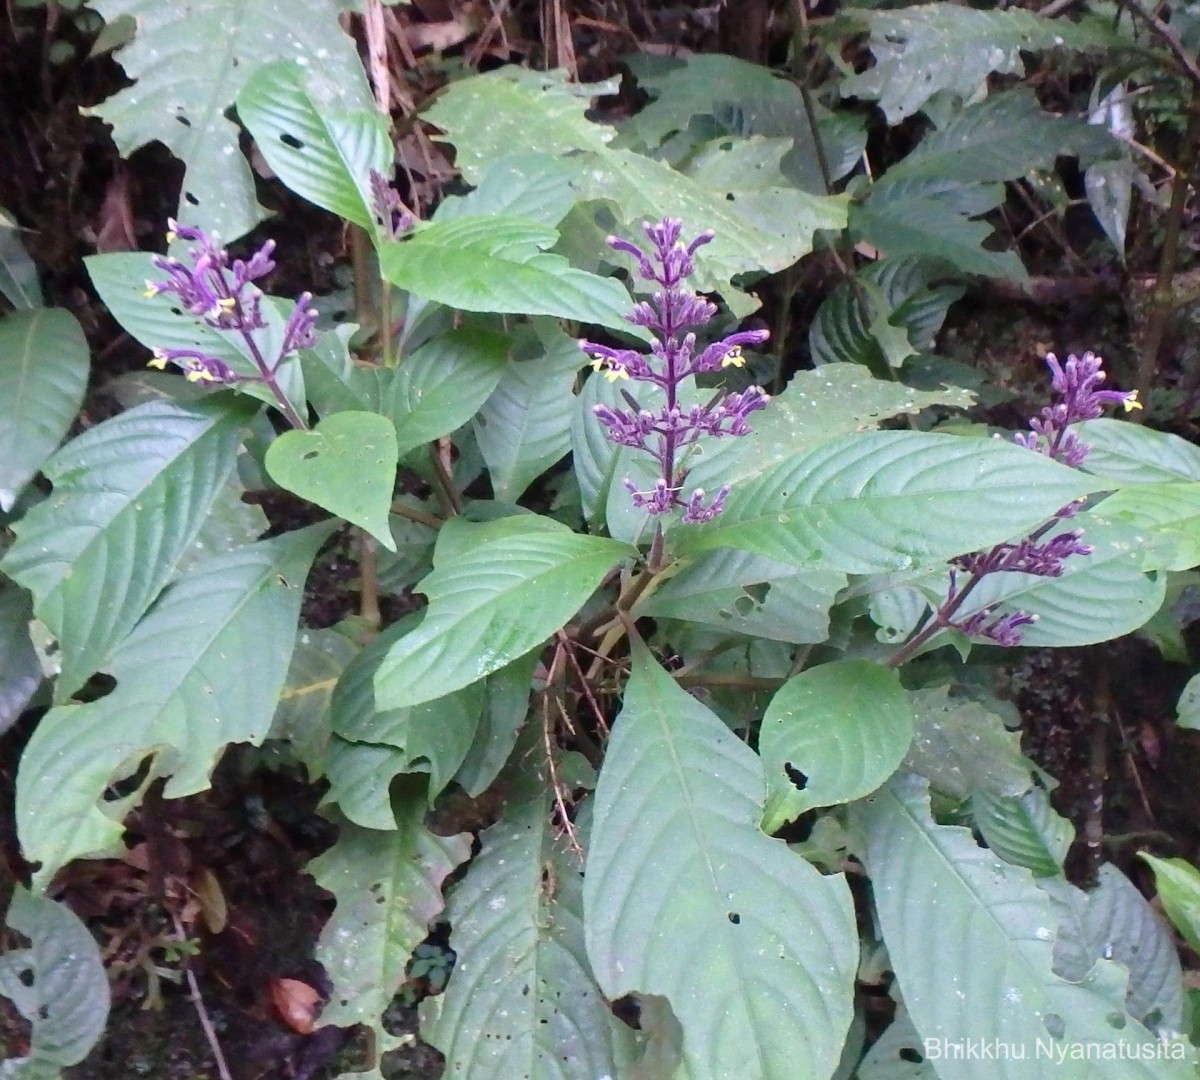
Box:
xmin=143 ymin=220 xmax=317 ymax=391
xmin=933 ymin=351 xmax=1140 ymax=648
xmin=580 ymin=219 xmax=770 ymax=524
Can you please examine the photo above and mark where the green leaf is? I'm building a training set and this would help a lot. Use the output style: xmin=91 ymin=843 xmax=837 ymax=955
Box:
xmin=1096 ymin=483 xmax=1200 ymax=571
xmin=1141 ymin=853 xmax=1200 ymax=956
xmin=310 ymin=791 xmax=470 ymax=1074
xmin=902 ymin=685 xmax=1033 ymax=799
xmin=0 ymin=209 xmax=41 ymax=309
xmin=378 ymin=216 xmax=636 ymax=334
xmin=236 ymin=61 xmax=392 ymax=232
xmin=269 ymin=627 xmax=360 ymax=776
xmin=323 ymin=738 xmax=413 ymax=832
xmin=374 ymin=515 xmax=628 ymax=709
xmin=1178 ymin=673 xmax=1200 ymax=731
xmin=808 ymin=258 xmax=964 ymax=371
xmin=85 ymin=0 xmax=372 ymax=240
xmin=1077 ymin=419 xmax=1200 ymax=485
xmin=265 ymin=410 xmax=398 ymax=550
xmin=971 ymin=785 xmax=1073 ymax=878
xmin=840 ymin=5 xmax=1120 ymax=124
xmin=0 ymin=309 xmax=90 ymax=512
xmin=433 ymin=153 xmax=581 ymax=227
xmin=851 ymin=187 xmax=1028 ymax=282
xmin=86 ymin=253 xmax=307 ymax=417
xmin=0 ymin=579 xmax=40 ymax=737
xmin=331 ymin=618 xmax=484 ymax=810
xmin=684 ymin=364 xmax=973 ymax=495
xmin=949 ymin=516 xmax=1165 ymax=647
xmin=1049 ymin=864 xmax=1184 ymax=1033
xmin=759 ymin=660 xmax=914 ymax=832
xmin=423 ymin=67 xmax=849 ymax=313
xmin=453 ymin=651 xmax=537 ymax=798
xmin=637 ymin=548 xmax=847 ymax=645
xmin=174 ymin=473 xmax=269 ymax=576
xmin=422 ymin=770 xmax=622 ymax=1079
xmin=680 ymin=431 xmax=1096 ymax=574
xmin=0 ymin=888 xmax=110 ymax=1078
xmin=15 ymin=523 xmax=334 ymax=889
xmin=584 ymin=646 xmax=858 ymax=1080
xmin=473 ymin=322 xmax=581 ymax=502
xmin=882 ymin=89 xmax=1118 ymax=186
xmin=0 ymin=398 xmax=250 ymax=698
xmin=863 ymin=773 xmax=1194 ymax=1078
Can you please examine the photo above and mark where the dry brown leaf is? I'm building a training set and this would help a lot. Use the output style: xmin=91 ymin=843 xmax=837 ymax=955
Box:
xmin=271 ymin=977 xmax=322 ymax=1034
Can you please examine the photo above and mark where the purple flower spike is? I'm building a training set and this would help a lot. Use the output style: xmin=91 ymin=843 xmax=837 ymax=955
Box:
xmin=581 ymin=219 xmax=770 ymax=523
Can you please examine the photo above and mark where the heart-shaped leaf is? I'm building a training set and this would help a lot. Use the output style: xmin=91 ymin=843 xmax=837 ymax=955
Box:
xmin=265 ymin=411 xmax=398 ymax=550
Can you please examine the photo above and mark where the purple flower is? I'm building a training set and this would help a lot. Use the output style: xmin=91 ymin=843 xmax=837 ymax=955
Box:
xmin=580 ymin=219 xmax=770 ymax=522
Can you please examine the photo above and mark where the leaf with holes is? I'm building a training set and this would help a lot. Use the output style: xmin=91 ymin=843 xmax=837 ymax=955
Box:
xmin=584 ymin=645 xmax=858 ymax=1080
xmin=680 ymin=431 xmax=1097 ymax=574
xmin=424 ymin=68 xmax=849 ymax=314
xmin=15 ymin=523 xmax=334 ymax=889
xmin=422 ymin=767 xmax=623 ymax=1079
xmin=86 ymin=0 xmax=371 ymax=240
xmin=863 ymin=773 xmax=1195 ymax=1078
xmin=0 ymin=309 xmax=90 ymax=512
xmin=310 ymin=789 xmax=470 ymax=1077
xmin=759 ymin=660 xmax=914 ymax=832
xmin=0 ymin=398 xmax=251 ymax=698
xmin=237 ymin=61 xmax=392 ymax=233
xmin=839 ymin=5 xmax=1120 ymax=124
xmin=378 ymin=217 xmax=636 ymax=334
xmin=0 ymin=888 xmax=110 ymax=1075
xmin=265 ymin=411 xmax=398 ymax=550
xmin=374 ymin=515 xmax=628 ymax=710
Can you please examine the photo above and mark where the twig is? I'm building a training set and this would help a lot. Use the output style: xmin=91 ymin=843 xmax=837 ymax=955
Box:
xmin=541 ymin=646 xmax=583 ymax=857
xmin=1116 ymin=0 xmax=1200 ymax=90
xmin=556 ymin=629 xmax=610 ymax=737
xmin=171 ymin=914 xmax=232 ymax=1080
xmin=428 ymin=438 xmax=463 ymax=515
xmin=1084 ymin=666 xmax=1111 ymax=882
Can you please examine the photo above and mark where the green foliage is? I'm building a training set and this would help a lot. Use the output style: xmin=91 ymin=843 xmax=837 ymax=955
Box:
xmin=1141 ymin=854 xmax=1200 ymax=955
xmin=86 ymin=0 xmax=371 ymax=240
xmin=0 ymin=889 xmax=110 ymax=1079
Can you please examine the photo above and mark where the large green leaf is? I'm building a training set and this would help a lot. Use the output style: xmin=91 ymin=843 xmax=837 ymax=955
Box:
xmin=0 ymin=398 xmax=250 ymax=697
xmin=452 ymin=651 xmax=537 ymax=799
xmin=0 ymin=888 xmax=109 ymax=1078
xmin=0 ymin=309 xmax=90 ymax=512
xmin=584 ymin=647 xmax=858 ymax=1080
xmin=310 ymin=792 xmax=471 ymax=1078
xmin=637 ymin=548 xmax=846 ymax=645
xmin=265 ymin=410 xmax=398 ymax=550
xmin=331 ymin=617 xmax=484 ymax=810
xmin=15 ymin=523 xmax=334 ymax=889
xmin=237 ymin=61 xmax=392 ymax=232
xmin=948 ymin=517 xmax=1164 ymax=647
xmin=759 ymin=660 xmax=913 ymax=832
xmin=683 ymin=364 xmax=973 ymax=495
xmin=863 ymin=773 xmax=1194 ymax=1078
xmin=422 ymin=771 xmax=622 ymax=1079
xmin=433 ymin=153 xmax=581 ymax=227
xmin=839 ymin=5 xmax=1120 ymax=124
xmin=374 ymin=515 xmax=628 ymax=710
xmin=378 ymin=217 xmax=636 ymax=334
xmin=423 ymin=67 xmax=849 ymax=313
xmin=0 ymin=578 xmax=40 ymax=737
xmin=1095 ymin=483 xmax=1200 ymax=571
xmin=882 ymin=89 xmax=1118 ymax=186
xmin=473 ymin=322 xmax=581 ymax=502
xmin=679 ymin=431 xmax=1097 ymax=574
xmin=86 ymin=0 xmax=372 ymax=240
xmin=1077 ymin=419 xmax=1200 ymax=485
xmin=971 ymin=785 xmax=1073 ymax=878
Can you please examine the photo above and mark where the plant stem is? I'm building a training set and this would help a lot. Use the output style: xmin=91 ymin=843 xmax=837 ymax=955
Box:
xmin=359 ymin=531 xmax=381 ymax=632
xmin=390 ymin=499 xmax=444 ymax=529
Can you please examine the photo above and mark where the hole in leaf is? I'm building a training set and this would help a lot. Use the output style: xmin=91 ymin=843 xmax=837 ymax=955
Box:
xmin=280 ymin=133 xmax=304 ymax=150
xmin=1042 ymin=1013 xmax=1065 ymax=1039
xmin=899 ymin=1047 xmax=924 ymax=1063
xmin=302 ymin=450 xmax=320 ymax=460
xmin=784 ymin=762 xmax=809 ymax=791
xmin=725 ymin=192 xmax=735 ymax=202
xmin=745 ymin=582 xmax=770 ymax=604
xmin=733 ymin=594 xmax=756 ymax=616
xmin=18 ymin=969 xmax=33 ymax=987
xmin=727 ymin=912 xmax=740 ymax=924
xmin=37 ymin=1005 xmax=50 ymax=1020
xmin=183 ymin=191 xmax=199 ymax=206
xmin=1106 ymin=1011 xmax=1127 ymax=1029
xmin=175 ymin=114 xmax=192 ymax=127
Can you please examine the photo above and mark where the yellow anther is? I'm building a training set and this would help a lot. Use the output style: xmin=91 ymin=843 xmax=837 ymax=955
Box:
xmin=1123 ymin=392 xmax=1143 ymax=412
xmin=604 ymin=366 xmax=630 ymax=382
xmin=721 ymin=346 xmax=745 ymax=368
xmin=143 ymin=280 xmax=161 ymax=298
xmin=147 ymin=351 xmax=167 ymax=370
